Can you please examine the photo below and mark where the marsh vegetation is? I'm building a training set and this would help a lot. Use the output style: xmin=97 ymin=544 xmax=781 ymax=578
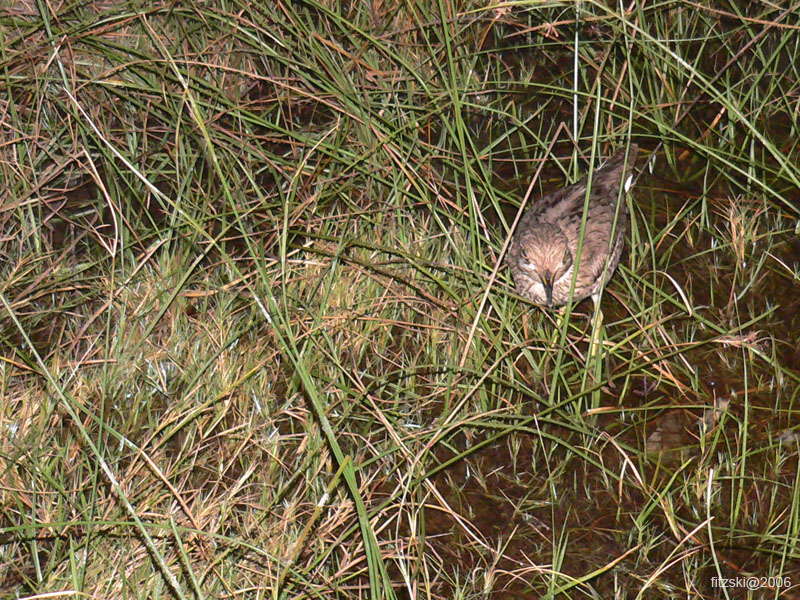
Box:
xmin=1 ymin=1 xmax=799 ymax=598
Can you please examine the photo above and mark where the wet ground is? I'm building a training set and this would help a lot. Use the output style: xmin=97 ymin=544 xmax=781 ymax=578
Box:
xmin=422 ymin=155 xmax=800 ymax=598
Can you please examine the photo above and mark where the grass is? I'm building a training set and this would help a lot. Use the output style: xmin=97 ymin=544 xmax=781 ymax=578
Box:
xmin=1 ymin=0 xmax=800 ymax=598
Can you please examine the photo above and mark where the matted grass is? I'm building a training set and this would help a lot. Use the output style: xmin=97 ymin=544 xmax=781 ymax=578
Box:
xmin=1 ymin=1 xmax=799 ymax=598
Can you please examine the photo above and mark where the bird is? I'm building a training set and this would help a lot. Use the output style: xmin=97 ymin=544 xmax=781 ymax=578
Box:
xmin=508 ymin=145 xmax=638 ymax=308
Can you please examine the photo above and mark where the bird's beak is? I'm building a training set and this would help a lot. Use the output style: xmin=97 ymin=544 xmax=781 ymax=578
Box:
xmin=542 ymin=273 xmax=554 ymax=307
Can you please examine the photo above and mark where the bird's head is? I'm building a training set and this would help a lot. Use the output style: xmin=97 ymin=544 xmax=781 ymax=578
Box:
xmin=517 ymin=224 xmax=573 ymax=307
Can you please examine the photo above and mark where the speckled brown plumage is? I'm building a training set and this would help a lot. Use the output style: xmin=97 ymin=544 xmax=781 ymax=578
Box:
xmin=508 ymin=145 xmax=638 ymax=307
